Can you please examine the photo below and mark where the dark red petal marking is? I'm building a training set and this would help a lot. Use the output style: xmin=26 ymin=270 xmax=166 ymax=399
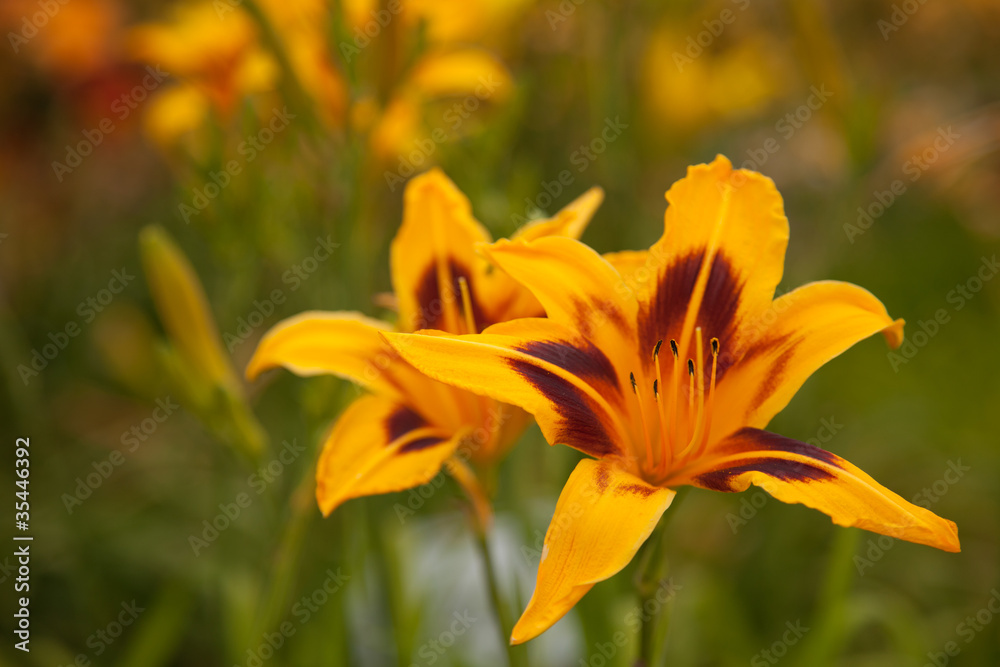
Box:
xmin=697 ymin=253 xmax=742 ymax=381
xmin=640 ymin=249 xmax=745 ymax=382
xmin=386 ymin=405 xmax=426 ymax=443
xmin=733 ymin=333 xmax=795 ymax=414
xmin=507 ymin=357 xmax=620 ymax=458
xmin=399 ymin=436 xmax=447 ymax=453
xmin=515 ymin=339 xmax=621 ymax=394
xmin=695 ymin=458 xmax=834 ymax=492
xmin=640 ymin=251 xmax=702 ymax=354
xmin=694 ymin=428 xmax=843 ymax=492
xmin=616 ymin=483 xmax=659 ymax=498
xmin=595 ymin=464 xmax=611 ymax=493
xmin=413 ymin=258 xmax=491 ymax=331
xmin=572 ymin=295 xmax=630 ymax=338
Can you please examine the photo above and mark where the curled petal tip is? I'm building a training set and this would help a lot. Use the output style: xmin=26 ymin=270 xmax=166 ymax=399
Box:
xmin=883 ymin=317 xmax=906 ymax=350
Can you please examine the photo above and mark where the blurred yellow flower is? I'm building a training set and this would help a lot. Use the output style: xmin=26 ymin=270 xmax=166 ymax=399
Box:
xmin=642 ymin=23 xmax=785 ymax=132
xmin=367 ymin=49 xmax=513 ymax=167
xmin=129 ymin=0 xmax=346 ymax=146
xmin=340 ymin=1 xmax=519 ymax=169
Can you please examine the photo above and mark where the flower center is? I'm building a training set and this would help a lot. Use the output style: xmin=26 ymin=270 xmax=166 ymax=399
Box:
xmin=629 ymin=327 xmax=719 ymax=481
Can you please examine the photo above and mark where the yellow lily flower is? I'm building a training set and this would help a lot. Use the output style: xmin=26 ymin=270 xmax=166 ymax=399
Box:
xmin=245 ymin=169 xmax=603 ymax=523
xmin=129 ymin=0 xmax=347 ymax=146
xmin=383 ymin=155 xmax=961 ymax=643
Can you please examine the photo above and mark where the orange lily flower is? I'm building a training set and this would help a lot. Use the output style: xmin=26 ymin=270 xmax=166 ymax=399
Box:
xmin=246 ymin=169 xmax=603 ymax=523
xmin=383 ymin=155 xmax=960 ymax=643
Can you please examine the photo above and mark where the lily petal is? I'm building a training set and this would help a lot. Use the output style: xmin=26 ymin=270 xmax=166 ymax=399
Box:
xmin=316 ymin=394 xmax=462 ymax=516
xmin=639 ymin=155 xmax=789 ymax=359
xmin=511 ymin=187 xmax=604 ymax=242
xmin=391 ymin=169 xmax=493 ymax=333
xmin=383 ymin=319 xmax=631 ymax=459
xmin=478 ymin=188 xmax=605 ymax=325
xmin=512 ymin=458 xmax=675 ymax=644
xmin=245 ymin=311 xmax=460 ymax=425
xmin=673 ymin=427 xmax=959 ymax=552
xmin=712 ymin=281 xmax=905 ymax=437
xmin=483 ymin=237 xmax=638 ymax=378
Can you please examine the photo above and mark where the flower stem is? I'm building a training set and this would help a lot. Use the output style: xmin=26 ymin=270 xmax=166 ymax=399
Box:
xmin=633 ymin=489 xmax=686 ymax=666
xmin=475 ymin=530 xmax=528 ymax=667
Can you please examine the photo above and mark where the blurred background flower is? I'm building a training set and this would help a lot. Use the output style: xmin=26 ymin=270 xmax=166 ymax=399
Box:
xmin=2 ymin=0 xmax=1000 ymax=665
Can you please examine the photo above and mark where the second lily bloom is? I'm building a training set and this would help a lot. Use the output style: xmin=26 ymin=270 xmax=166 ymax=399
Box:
xmin=246 ymin=169 xmax=603 ymax=524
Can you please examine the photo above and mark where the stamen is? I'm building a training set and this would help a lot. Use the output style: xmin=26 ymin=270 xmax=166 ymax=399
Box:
xmin=667 ymin=339 xmax=681 ymax=458
xmin=692 ymin=337 xmax=721 ymax=459
xmin=652 ymin=340 xmax=669 ymax=473
xmin=457 ymin=276 xmax=476 ymax=335
xmin=678 ymin=330 xmax=721 ymax=462
xmin=630 ymin=371 xmax=656 ymax=470
xmin=686 ymin=358 xmax=695 ymax=431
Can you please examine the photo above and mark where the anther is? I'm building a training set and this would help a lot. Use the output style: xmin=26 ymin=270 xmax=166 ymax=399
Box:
xmin=629 ymin=370 xmax=656 ymax=470
xmin=711 ymin=337 xmax=719 ymax=356
xmin=653 ymin=379 xmax=658 ymax=396
xmin=687 ymin=359 xmax=694 ymax=375
xmin=653 ymin=339 xmax=663 ymax=360
xmin=669 ymin=339 xmax=679 ymax=357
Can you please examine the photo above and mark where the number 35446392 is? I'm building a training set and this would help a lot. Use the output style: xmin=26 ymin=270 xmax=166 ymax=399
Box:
xmin=15 ymin=438 xmax=29 ymax=506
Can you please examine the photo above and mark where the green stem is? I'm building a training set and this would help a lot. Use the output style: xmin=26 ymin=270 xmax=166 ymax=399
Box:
xmin=475 ymin=530 xmax=527 ymax=667
xmin=633 ymin=488 xmax=686 ymax=667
